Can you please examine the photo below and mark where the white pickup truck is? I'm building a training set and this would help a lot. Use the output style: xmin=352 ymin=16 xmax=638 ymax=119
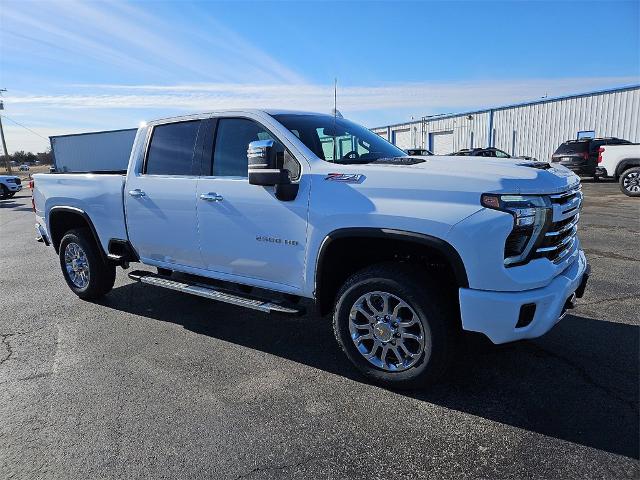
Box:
xmin=32 ymin=110 xmax=590 ymax=388
xmin=597 ymin=144 xmax=640 ymax=197
xmin=0 ymin=174 xmax=23 ymax=198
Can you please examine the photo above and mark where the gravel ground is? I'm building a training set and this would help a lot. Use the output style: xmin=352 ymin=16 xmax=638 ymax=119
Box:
xmin=0 ymin=181 xmax=638 ymax=479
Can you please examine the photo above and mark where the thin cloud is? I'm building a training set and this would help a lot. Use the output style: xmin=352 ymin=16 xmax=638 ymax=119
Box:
xmin=11 ymin=77 xmax=639 ymax=113
xmin=1 ymin=0 xmax=307 ymax=85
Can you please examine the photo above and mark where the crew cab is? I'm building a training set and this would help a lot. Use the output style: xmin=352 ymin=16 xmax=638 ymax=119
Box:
xmin=597 ymin=143 xmax=640 ymax=197
xmin=0 ymin=175 xmax=22 ymax=198
xmin=32 ymin=110 xmax=590 ymax=388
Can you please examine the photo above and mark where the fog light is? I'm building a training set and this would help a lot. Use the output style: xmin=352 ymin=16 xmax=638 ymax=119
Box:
xmin=516 ymin=303 xmax=536 ymax=328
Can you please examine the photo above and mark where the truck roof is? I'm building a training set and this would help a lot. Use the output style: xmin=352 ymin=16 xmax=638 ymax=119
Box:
xmin=148 ymin=109 xmax=330 ymax=125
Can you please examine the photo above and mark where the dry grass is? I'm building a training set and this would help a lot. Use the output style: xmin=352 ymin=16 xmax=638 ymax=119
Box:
xmin=1 ymin=164 xmax=51 ymax=181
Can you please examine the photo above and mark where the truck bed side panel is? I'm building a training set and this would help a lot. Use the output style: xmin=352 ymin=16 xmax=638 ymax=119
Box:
xmin=33 ymin=173 xmax=127 ymax=254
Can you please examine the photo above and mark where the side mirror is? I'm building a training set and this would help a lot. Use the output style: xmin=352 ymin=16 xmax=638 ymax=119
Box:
xmin=247 ymin=139 xmax=299 ymax=201
xmin=247 ymin=140 xmax=288 ymax=186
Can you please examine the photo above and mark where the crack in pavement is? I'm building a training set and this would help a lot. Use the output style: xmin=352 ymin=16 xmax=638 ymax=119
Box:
xmin=0 ymin=327 xmax=47 ymax=367
xmin=529 ymin=342 xmax=638 ymax=412
xmin=0 ymin=333 xmax=14 ymax=365
xmin=233 ymin=458 xmax=314 ymax=479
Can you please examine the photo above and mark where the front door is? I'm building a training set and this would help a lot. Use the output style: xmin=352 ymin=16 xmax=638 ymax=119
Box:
xmin=196 ymin=116 xmax=309 ymax=291
xmin=125 ymin=119 xmax=204 ymax=268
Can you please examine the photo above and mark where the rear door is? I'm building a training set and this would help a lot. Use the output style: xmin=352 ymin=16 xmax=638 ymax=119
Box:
xmin=125 ymin=119 xmax=205 ymax=268
xmin=195 ymin=116 xmax=308 ymax=290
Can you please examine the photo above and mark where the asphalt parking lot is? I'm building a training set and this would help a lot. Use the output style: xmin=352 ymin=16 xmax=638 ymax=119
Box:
xmin=1 ymin=182 xmax=638 ymax=479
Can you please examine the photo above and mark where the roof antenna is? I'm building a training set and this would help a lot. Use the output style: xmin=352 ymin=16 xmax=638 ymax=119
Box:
xmin=333 ymin=78 xmax=337 ymax=161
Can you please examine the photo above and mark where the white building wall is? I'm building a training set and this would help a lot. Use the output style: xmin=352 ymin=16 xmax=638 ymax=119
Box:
xmin=372 ymin=86 xmax=639 ymax=161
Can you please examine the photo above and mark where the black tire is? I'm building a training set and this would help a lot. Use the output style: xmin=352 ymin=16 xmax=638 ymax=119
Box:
xmin=333 ymin=263 xmax=456 ymax=390
xmin=0 ymin=185 xmax=8 ymax=199
xmin=7 ymin=192 xmax=16 ymax=198
xmin=619 ymin=167 xmax=640 ymax=197
xmin=59 ymin=228 xmax=116 ymax=299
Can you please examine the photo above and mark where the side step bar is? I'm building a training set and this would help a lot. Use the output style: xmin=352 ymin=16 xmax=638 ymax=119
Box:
xmin=127 ymin=270 xmax=303 ymax=315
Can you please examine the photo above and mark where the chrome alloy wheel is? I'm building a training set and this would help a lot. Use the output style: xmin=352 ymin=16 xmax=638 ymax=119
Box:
xmin=64 ymin=242 xmax=90 ymax=289
xmin=348 ymin=291 xmax=426 ymax=372
xmin=623 ymin=171 xmax=640 ymax=193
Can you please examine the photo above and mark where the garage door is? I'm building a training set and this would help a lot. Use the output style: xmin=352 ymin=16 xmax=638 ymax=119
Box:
xmin=430 ymin=131 xmax=454 ymax=155
xmin=392 ymin=128 xmax=411 ymax=149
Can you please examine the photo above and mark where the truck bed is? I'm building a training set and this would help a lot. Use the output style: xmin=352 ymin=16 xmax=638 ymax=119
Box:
xmin=33 ymin=173 xmax=127 ymax=254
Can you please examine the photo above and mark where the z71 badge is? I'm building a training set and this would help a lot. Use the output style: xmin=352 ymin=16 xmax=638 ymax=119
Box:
xmin=325 ymin=173 xmax=365 ymax=184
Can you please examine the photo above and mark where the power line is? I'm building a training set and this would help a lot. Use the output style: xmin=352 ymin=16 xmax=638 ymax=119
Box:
xmin=0 ymin=114 xmax=49 ymax=141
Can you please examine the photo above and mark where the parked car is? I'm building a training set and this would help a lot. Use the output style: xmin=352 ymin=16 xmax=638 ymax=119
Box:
xmin=19 ymin=164 xmax=30 ymax=171
xmin=451 ymin=147 xmax=512 ymax=158
xmin=405 ymin=148 xmax=433 ymax=156
xmin=0 ymin=175 xmax=23 ymax=198
xmin=451 ymin=148 xmax=539 ymax=161
xmin=32 ymin=110 xmax=589 ymax=389
xmin=597 ymin=143 xmax=640 ymax=196
xmin=551 ymin=137 xmax=632 ymax=180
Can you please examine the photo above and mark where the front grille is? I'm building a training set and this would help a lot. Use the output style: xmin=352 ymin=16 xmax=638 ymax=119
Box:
xmin=533 ymin=185 xmax=582 ymax=263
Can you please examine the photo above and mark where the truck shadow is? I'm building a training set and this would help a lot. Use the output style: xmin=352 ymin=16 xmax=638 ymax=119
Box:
xmin=100 ymin=281 xmax=639 ymax=459
xmin=0 ymin=198 xmax=33 ymax=212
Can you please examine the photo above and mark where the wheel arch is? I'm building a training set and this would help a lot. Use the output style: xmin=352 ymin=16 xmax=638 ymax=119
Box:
xmin=615 ymin=158 xmax=640 ymax=178
xmin=314 ymin=227 xmax=468 ymax=316
xmin=48 ymin=206 xmax=106 ymax=259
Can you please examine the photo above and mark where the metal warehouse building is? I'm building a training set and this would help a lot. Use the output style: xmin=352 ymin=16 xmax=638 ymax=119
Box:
xmin=371 ymin=85 xmax=639 ymax=161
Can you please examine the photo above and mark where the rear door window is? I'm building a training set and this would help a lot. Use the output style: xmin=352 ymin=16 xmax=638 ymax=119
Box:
xmin=146 ymin=120 xmax=201 ymax=175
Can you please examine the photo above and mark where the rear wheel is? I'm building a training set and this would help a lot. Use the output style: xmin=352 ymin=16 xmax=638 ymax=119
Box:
xmin=620 ymin=167 xmax=640 ymax=197
xmin=59 ymin=228 xmax=116 ymax=299
xmin=333 ymin=263 xmax=456 ymax=389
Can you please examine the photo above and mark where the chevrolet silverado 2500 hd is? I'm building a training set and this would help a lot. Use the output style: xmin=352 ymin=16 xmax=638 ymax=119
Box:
xmin=32 ymin=110 xmax=590 ymax=388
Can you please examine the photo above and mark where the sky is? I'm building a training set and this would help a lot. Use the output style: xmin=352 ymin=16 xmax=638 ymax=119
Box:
xmin=1 ymin=0 xmax=639 ymax=153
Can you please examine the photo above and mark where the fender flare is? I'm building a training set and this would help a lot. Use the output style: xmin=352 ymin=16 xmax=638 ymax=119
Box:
xmin=615 ymin=158 xmax=640 ymax=178
xmin=48 ymin=206 xmax=106 ymax=260
xmin=314 ymin=227 xmax=469 ymax=295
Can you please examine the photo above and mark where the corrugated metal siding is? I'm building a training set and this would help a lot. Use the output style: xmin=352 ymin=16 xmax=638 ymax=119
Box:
xmin=373 ymin=86 xmax=639 ymax=161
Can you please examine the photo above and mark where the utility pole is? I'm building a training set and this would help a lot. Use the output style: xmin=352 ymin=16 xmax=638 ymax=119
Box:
xmin=0 ymin=88 xmax=11 ymax=173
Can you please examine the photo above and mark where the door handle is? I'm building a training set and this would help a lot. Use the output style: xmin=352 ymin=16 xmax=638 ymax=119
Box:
xmin=128 ymin=189 xmax=146 ymax=198
xmin=200 ymin=192 xmax=223 ymax=202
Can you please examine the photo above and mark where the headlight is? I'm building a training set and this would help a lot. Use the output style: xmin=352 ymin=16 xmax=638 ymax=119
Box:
xmin=481 ymin=193 xmax=551 ymax=266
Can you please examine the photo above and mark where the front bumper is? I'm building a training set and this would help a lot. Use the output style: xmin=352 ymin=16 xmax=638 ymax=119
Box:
xmin=459 ymin=250 xmax=589 ymax=344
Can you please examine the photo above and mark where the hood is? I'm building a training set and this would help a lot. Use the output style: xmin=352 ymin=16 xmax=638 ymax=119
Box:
xmin=354 ymin=155 xmax=579 ymax=195
xmin=0 ymin=175 xmax=20 ymax=180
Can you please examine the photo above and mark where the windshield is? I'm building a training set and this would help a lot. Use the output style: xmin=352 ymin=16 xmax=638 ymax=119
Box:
xmin=272 ymin=113 xmax=407 ymax=163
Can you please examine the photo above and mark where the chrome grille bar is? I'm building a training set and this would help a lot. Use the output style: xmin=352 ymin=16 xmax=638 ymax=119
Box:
xmin=545 ymin=214 xmax=580 ymax=237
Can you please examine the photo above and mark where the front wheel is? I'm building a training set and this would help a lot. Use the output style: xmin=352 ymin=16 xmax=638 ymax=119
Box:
xmin=333 ymin=263 xmax=456 ymax=389
xmin=59 ymin=228 xmax=116 ymax=299
xmin=0 ymin=185 xmax=8 ymax=199
xmin=619 ymin=167 xmax=640 ymax=197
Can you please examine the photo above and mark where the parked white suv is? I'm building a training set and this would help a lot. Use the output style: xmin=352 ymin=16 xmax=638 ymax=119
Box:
xmin=32 ymin=110 xmax=590 ymax=388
